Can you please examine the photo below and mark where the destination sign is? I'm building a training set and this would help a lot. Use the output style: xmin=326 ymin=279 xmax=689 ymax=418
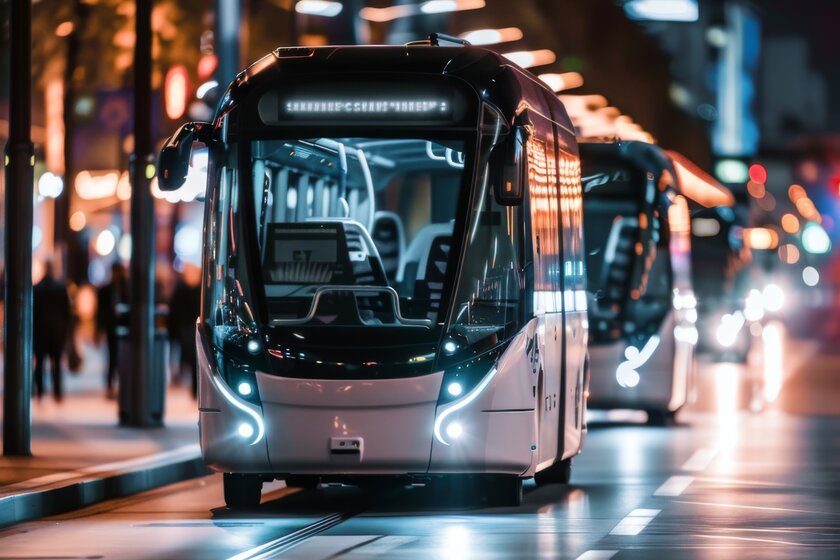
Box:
xmin=257 ymin=80 xmax=470 ymax=126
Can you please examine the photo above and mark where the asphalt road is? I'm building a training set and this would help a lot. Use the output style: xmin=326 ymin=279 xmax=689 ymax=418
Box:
xmin=1 ymin=321 xmax=838 ymax=559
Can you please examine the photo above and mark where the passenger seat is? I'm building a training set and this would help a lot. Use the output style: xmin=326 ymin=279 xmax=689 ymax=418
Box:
xmin=371 ymin=212 xmax=406 ymax=284
xmin=399 ymin=222 xmax=454 ymax=300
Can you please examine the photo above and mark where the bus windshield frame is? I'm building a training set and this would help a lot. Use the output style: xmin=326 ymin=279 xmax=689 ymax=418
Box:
xmin=201 ymin=81 xmax=521 ymax=379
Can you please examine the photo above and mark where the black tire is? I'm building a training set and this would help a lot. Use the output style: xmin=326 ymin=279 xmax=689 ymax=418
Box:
xmin=484 ymin=475 xmax=523 ymax=507
xmin=223 ymin=473 xmax=263 ymax=509
xmin=646 ymin=409 xmax=677 ymax=427
xmin=285 ymin=475 xmax=320 ymax=490
xmin=535 ymin=457 xmax=572 ymax=485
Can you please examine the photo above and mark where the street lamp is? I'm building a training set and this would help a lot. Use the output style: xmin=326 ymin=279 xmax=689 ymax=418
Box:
xmin=295 ymin=1 xmax=343 ymax=17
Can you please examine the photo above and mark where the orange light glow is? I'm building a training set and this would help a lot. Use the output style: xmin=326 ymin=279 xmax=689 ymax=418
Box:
xmin=55 ymin=21 xmax=74 ymax=37
xmin=360 ymin=0 xmax=484 ymax=22
xmin=45 ymin=80 xmax=65 ymax=174
xmin=666 ymin=151 xmax=736 ymax=207
xmin=778 ymin=243 xmax=800 ymax=264
xmin=538 ymin=72 xmax=584 ymax=92
xmin=746 ymin=180 xmax=765 ymax=198
xmin=744 ymin=227 xmax=779 ymax=251
xmin=69 ymin=211 xmax=86 ymax=232
xmin=559 ymin=94 xmax=609 ymax=115
xmin=197 ymin=54 xmax=218 ymax=80
xmin=460 ymin=27 xmax=523 ymax=46
xmin=502 ymin=49 xmax=556 ymax=69
xmin=788 ymin=184 xmax=806 ymax=203
xmin=164 ymin=65 xmax=189 ymax=120
xmin=75 ymin=170 xmax=120 ymax=200
xmin=781 ymin=213 xmax=800 ymax=234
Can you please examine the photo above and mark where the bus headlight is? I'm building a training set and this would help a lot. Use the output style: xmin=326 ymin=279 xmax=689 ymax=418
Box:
xmin=211 ymin=367 xmax=265 ymax=446
xmin=238 ymin=422 xmax=255 ymax=439
xmin=434 ymin=366 xmax=497 ymax=446
xmin=445 ymin=421 xmax=464 ymax=439
xmin=237 ymin=381 xmax=254 ymax=397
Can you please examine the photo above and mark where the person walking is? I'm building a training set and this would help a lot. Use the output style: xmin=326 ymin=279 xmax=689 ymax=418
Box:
xmin=168 ymin=264 xmax=201 ymax=397
xmin=33 ymin=261 xmax=72 ymax=401
xmin=96 ymin=262 xmax=129 ymax=398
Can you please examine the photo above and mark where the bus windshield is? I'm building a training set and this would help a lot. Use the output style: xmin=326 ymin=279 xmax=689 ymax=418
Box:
xmin=253 ymin=136 xmax=467 ymax=329
xmin=582 ymin=160 xmax=669 ymax=341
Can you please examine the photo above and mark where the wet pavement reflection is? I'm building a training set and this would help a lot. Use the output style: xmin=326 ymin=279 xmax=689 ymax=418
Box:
xmin=0 ymin=321 xmax=838 ymax=559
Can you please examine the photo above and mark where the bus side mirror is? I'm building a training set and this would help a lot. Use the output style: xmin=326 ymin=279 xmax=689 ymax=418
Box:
xmin=158 ymin=122 xmax=210 ymax=191
xmin=494 ymin=125 xmax=527 ymax=206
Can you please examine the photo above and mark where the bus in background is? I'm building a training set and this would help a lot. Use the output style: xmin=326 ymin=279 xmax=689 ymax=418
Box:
xmin=158 ymin=37 xmax=588 ymax=508
xmin=580 ymin=140 xmax=696 ymax=425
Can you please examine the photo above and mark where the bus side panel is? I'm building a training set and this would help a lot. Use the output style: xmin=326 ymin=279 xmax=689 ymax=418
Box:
xmin=429 ymin=324 xmax=538 ymax=476
xmin=197 ymin=328 xmax=272 ymax=473
xmin=556 ymin=128 xmax=587 ymax=460
xmin=524 ymin=115 xmax=563 ymax=469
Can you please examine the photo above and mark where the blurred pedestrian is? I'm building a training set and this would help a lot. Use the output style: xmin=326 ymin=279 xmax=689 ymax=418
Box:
xmin=96 ymin=262 xmax=128 ymax=398
xmin=168 ymin=264 xmax=201 ymax=397
xmin=33 ymin=261 xmax=72 ymax=401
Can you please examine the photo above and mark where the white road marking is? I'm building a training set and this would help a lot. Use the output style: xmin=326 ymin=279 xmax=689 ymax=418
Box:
xmin=695 ymin=534 xmax=806 ymax=546
xmin=352 ymin=536 xmax=418 ymax=555
xmin=609 ymin=508 xmax=661 ymax=536
xmin=681 ymin=447 xmax=718 ymax=471
xmin=576 ymin=551 xmax=618 ymax=560
xmin=655 ymin=475 xmax=695 ymax=497
xmin=674 ymin=500 xmax=831 ymax=515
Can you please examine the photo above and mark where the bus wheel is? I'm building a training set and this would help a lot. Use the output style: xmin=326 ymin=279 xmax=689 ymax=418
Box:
xmin=535 ymin=457 xmax=572 ymax=485
xmin=285 ymin=475 xmax=320 ymax=490
xmin=484 ymin=476 xmax=523 ymax=507
xmin=223 ymin=473 xmax=262 ymax=509
xmin=646 ymin=409 xmax=677 ymax=427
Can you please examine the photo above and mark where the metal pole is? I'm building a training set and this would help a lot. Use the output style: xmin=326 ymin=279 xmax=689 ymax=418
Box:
xmin=3 ymin=0 xmax=34 ymax=456
xmin=214 ymin=0 xmax=241 ymax=86
xmin=126 ymin=0 xmax=156 ymax=427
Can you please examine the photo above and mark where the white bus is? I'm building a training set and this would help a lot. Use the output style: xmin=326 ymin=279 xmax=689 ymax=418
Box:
xmin=158 ymin=38 xmax=589 ymax=508
xmin=580 ymin=141 xmax=696 ymax=425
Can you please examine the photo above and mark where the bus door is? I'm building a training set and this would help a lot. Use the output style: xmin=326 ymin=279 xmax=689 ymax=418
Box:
xmin=525 ymin=111 xmax=563 ymax=467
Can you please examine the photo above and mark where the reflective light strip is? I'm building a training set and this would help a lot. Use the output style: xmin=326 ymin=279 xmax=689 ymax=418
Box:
xmin=211 ymin=372 xmax=265 ymax=446
xmin=433 ymin=367 xmax=497 ymax=446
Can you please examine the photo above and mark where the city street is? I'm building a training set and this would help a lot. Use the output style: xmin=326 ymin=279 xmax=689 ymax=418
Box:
xmin=2 ymin=1 xmax=839 ymax=559
xmin=1 ymin=322 xmax=837 ymax=560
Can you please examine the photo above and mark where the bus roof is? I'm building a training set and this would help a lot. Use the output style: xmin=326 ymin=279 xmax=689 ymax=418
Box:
xmin=216 ymin=44 xmax=576 ymax=135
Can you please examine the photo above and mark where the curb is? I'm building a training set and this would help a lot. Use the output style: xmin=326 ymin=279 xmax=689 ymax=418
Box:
xmin=0 ymin=445 xmax=209 ymax=529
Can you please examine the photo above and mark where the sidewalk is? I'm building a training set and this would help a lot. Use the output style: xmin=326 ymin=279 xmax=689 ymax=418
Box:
xmin=0 ymin=385 xmax=205 ymax=527
xmin=0 ymin=324 xmax=207 ymax=527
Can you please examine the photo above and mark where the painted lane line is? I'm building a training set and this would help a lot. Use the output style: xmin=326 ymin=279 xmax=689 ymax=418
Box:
xmin=695 ymin=534 xmax=806 ymax=546
xmin=681 ymin=447 xmax=718 ymax=472
xmin=609 ymin=508 xmax=661 ymax=536
xmin=576 ymin=551 xmax=618 ymax=560
xmin=352 ymin=536 xmax=418 ymax=555
xmin=695 ymin=476 xmax=789 ymax=488
xmin=655 ymin=475 xmax=695 ymax=497
xmin=227 ymin=513 xmax=349 ymax=560
xmin=674 ymin=500 xmax=836 ymax=516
